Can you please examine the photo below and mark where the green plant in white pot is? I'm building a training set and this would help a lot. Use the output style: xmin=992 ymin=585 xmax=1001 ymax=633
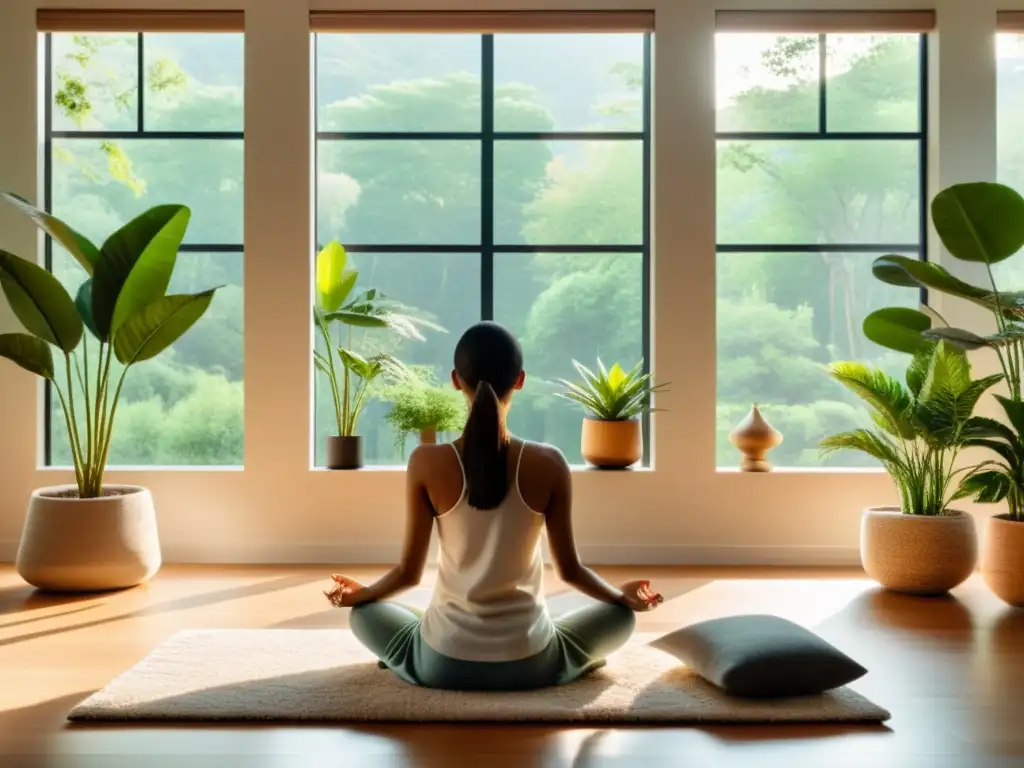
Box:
xmin=862 ymin=181 xmax=1024 ymax=604
xmin=0 ymin=193 xmax=219 ymax=591
xmin=313 ymin=241 xmax=439 ymax=469
xmin=556 ymin=359 xmax=669 ymax=469
xmin=821 ymin=342 xmax=1002 ymax=595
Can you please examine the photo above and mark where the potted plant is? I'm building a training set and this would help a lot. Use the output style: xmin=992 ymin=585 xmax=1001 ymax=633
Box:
xmin=381 ymin=368 xmax=466 ymax=458
xmin=956 ymin=396 xmax=1024 ymax=605
xmin=0 ymin=193 xmax=219 ymax=592
xmin=556 ymin=359 xmax=669 ymax=469
xmin=863 ymin=181 xmax=1024 ymax=604
xmin=313 ymin=241 xmax=438 ymax=469
xmin=821 ymin=342 xmax=1002 ymax=595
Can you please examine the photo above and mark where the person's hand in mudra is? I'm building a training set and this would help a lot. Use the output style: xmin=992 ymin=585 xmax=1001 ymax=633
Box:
xmin=619 ymin=579 xmax=664 ymax=612
xmin=324 ymin=574 xmax=366 ymax=607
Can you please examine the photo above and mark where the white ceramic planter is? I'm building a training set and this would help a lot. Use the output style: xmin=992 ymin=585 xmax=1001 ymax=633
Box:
xmin=15 ymin=484 xmax=162 ymax=592
xmin=981 ymin=515 xmax=1024 ymax=607
xmin=860 ymin=507 xmax=977 ymax=595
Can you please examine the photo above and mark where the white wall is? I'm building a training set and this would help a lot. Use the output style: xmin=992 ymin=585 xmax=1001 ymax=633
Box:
xmin=0 ymin=0 xmax=1012 ymax=565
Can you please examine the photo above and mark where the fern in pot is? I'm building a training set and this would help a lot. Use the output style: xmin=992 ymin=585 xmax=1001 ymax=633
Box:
xmin=556 ymin=359 xmax=669 ymax=469
xmin=381 ymin=368 xmax=466 ymax=459
xmin=821 ymin=342 xmax=1001 ymax=595
xmin=0 ymin=194 xmax=219 ymax=592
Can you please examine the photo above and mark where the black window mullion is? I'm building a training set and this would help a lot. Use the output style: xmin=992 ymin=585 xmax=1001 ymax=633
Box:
xmin=641 ymin=31 xmax=652 ymax=466
xmin=918 ymin=33 xmax=931 ymax=308
xmin=481 ymin=35 xmax=495 ymax=322
xmin=137 ymin=33 xmax=145 ymax=132
xmin=818 ymin=33 xmax=827 ymax=134
xmin=43 ymin=33 xmax=54 ymax=467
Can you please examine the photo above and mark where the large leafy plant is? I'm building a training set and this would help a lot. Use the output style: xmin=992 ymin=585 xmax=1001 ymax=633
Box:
xmin=820 ymin=343 xmax=1002 ymax=516
xmin=864 ymin=182 xmax=1024 ymax=400
xmin=313 ymin=241 xmax=439 ymax=437
xmin=556 ymin=359 xmax=669 ymax=421
xmin=0 ymin=193 xmax=218 ymax=498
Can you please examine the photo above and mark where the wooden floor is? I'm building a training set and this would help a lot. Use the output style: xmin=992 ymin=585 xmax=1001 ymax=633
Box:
xmin=0 ymin=564 xmax=1021 ymax=768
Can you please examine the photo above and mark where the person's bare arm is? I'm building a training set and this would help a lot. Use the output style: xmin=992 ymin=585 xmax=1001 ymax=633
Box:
xmin=543 ymin=447 xmax=662 ymax=611
xmin=543 ymin=448 xmax=628 ymax=605
xmin=328 ymin=447 xmax=434 ymax=607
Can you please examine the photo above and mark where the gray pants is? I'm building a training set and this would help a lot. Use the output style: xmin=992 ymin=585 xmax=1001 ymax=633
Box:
xmin=349 ymin=600 xmax=636 ymax=691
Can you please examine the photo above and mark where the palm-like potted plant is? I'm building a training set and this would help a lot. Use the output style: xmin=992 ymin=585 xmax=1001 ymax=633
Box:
xmin=313 ymin=241 xmax=439 ymax=469
xmin=0 ymin=193 xmax=219 ymax=591
xmin=556 ymin=359 xmax=669 ymax=469
xmin=821 ymin=342 xmax=1002 ymax=594
xmin=863 ymin=181 xmax=1024 ymax=604
xmin=381 ymin=368 xmax=466 ymax=459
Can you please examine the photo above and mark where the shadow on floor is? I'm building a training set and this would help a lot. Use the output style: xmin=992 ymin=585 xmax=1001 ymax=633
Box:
xmin=0 ymin=584 xmax=103 ymax=616
xmin=0 ymin=574 xmax=318 ymax=649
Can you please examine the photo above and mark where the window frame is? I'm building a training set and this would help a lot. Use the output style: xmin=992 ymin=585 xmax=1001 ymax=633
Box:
xmin=311 ymin=30 xmax=654 ymax=466
xmin=713 ymin=31 xmax=930 ymax=469
xmin=40 ymin=30 xmax=245 ymax=467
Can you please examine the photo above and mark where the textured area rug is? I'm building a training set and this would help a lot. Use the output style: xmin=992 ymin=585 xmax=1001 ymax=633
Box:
xmin=68 ymin=629 xmax=889 ymax=723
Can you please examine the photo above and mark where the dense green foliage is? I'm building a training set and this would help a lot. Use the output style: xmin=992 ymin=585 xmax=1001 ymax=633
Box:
xmin=41 ymin=31 xmax=1024 ymax=468
xmin=821 ymin=343 xmax=1002 ymax=515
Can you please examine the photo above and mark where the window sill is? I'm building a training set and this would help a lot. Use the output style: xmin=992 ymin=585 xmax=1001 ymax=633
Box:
xmin=38 ymin=465 xmax=245 ymax=472
xmin=311 ymin=464 xmax=655 ymax=473
xmin=715 ymin=467 xmax=888 ymax=475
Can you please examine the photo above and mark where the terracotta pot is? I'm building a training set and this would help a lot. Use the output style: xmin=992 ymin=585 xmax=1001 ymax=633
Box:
xmin=581 ymin=418 xmax=642 ymax=469
xmin=16 ymin=484 xmax=161 ymax=592
xmin=860 ymin=507 xmax=977 ymax=595
xmin=326 ymin=435 xmax=363 ymax=470
xmin=981 ymin=515 xmax=1024 ymax=607
xmin=419 ymin=427 xmax=437 ymax=445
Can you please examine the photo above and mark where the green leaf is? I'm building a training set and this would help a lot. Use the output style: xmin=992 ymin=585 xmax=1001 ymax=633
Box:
xmin=995 ymin=394 xmax=1024 ymax=439
xmin=323 ymin=310 xmax=389 ymax=328
xmin=827 ymin=361 xmax=914 ymax=439
xmin=870 ymin=255 xmax=1021 ymax=316
xmin=113 ymin=289 xmax=217 ymax=365
xmin=315 ymin=241 xmax=356 ymax=312
xmin=75 ymin=280 xmax=101 ymax=340
xmin=956 ymin=470 xmax=1012 ymax=503
xmin=0 ymin=191 xmax=99 ymax=274
xmin=93 ymin=204 xmax=190 ymax=340
xmin=863 ymin=307 xmax=933 ymax=354
xmin=0 ymin=249 xmax=82 ymax=353
xmin=906 ymin=344 xmax=935 ymax=396
xmin=0 ymin=332 xmax=55 ymax=379
xmin=110 ymin=205 xmax=190 ymax=336
xmin=924 ymin=327 xmax=994 ymax=350
xmin=339 ymin=347 xmax=372 ymax=379
xmin=931 ymin=182 xmax=1024 ymax=265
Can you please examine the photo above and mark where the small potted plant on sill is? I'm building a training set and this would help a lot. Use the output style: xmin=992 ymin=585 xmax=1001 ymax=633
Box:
xmin=862 ymin=181 xmax=1024 ymax=605
xmin=381 ymin=369 xmax=466 ymax=459
xmin=0 ymin=193 xmax=219 ymax=592
xmin=556 ymin=358 xmax=669 ymax=469
xmin=821 ymin=342 xmax=1002 ymax=595
xmin=313 ymin=241 xmax=439 ymax=469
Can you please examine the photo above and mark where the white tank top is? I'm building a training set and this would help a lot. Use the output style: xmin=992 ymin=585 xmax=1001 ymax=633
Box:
xmin=419 ymin=440 xmax=555 ymax=662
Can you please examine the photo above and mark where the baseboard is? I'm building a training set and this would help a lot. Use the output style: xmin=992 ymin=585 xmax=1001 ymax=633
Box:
xmin=0 ymin=540 xmax=860 ymax=567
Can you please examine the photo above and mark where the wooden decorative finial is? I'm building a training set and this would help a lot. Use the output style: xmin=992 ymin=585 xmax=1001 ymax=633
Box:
xmin=729 ymin=403 xmax=783 ymax=472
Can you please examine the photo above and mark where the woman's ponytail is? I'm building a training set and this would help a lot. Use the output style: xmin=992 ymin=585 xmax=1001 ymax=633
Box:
xmin=462 ymin=380 xmax=508 ymax=510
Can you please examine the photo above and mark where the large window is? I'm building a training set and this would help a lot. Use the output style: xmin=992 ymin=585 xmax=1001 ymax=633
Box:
xmin=998 ymin=31 xmax=1024 ymax=288
xmin=42 ymin=31 xmax=244 ymax=466
xmin=715 ymin=32 xmax=926 ymax=468
xmin=313 ymin=31 xmax=650 ymax=466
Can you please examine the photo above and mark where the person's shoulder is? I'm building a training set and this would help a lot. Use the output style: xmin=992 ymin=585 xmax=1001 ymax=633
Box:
xmin=407 ymin=442 xmax=457 ymax=475
xmin=520 ymin=440 xmax=570 ymax=475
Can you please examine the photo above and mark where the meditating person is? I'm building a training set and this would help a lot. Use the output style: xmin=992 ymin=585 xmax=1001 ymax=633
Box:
xmin=325 ymin=321 xmax=663 ymax=691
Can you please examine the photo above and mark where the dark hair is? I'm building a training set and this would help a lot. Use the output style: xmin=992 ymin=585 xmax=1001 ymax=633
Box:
xmin=454 ymin=322 xmax=524 ymax=509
